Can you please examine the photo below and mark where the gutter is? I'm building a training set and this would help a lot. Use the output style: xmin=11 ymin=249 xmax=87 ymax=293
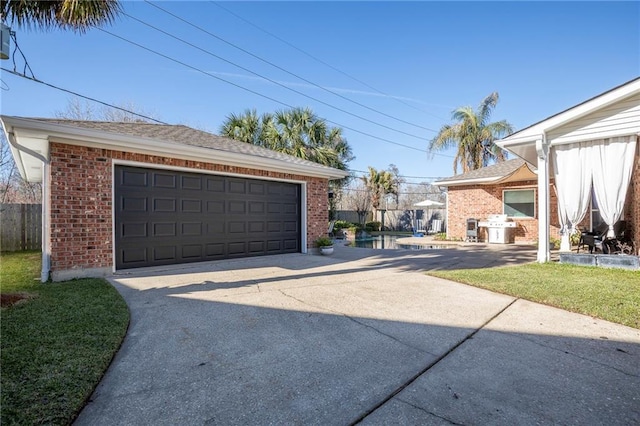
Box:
xmin=3 ymin=128 xmax=51 ymax=282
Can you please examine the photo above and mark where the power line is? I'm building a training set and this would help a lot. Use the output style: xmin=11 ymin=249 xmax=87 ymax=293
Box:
xmin=347 ymin=168 xmax=444 ymax=180
xmin=209 ymin=0 xmax=448 ymax=122
xmin=1 ymin=68 xmax=169 ymax=125
xmin=124 ymin=8 xmax=432 ymax=142
xmin=142 ymin=1 xmax=439 ymax=134
xmin=97 ymin=27 xmax=455 ymax=156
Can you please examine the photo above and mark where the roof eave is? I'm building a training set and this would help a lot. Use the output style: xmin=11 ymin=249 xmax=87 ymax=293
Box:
xmin=1 ymin=116 xmax=349 ymax=180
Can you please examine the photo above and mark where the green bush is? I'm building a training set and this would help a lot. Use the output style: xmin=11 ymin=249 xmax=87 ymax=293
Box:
xmin=365 ymin=221 xmax=381 ymax=232
xmin=433 ymin=232 xmax=447 ymax=241
xmin=314 ymin=236 xmax=333 ymax=247
xmin=333 ymin=220 xmax=354 ymax=230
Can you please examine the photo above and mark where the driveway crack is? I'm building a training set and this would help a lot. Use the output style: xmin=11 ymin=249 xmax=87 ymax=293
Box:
xmin=351 ymin=297 xmax=519 ymax=425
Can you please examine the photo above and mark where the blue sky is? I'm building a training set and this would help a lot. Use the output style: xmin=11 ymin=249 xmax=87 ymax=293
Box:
xmin=1 ymin=1 xmax=638 ymax=183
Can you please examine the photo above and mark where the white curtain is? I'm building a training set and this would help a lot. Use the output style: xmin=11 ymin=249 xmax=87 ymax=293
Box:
xmin=552 ymin=142 xmax=593 ymax=236
xmin=591 ymin=136 xmax=638 ymax=237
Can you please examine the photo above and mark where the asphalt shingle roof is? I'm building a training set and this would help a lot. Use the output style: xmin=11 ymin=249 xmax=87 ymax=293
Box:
xmin=27 ymin=118 xmax=338 ymax=171
xmin=435 ymin=158 xmax=528 ymax=183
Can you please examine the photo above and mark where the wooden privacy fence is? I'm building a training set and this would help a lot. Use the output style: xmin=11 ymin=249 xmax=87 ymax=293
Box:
xmin=1 ymin=204 xmax=42 ymax=251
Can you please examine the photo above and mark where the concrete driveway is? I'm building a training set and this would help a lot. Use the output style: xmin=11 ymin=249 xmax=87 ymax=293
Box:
xmin=75 ymin=244 xmax=640 ymax=425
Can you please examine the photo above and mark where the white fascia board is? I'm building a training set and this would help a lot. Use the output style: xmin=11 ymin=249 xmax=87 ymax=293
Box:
xmin=433 ymin=176 xmax=501 ymax=187
xmin=498 ymin=79 xmax=640 ymax=146
xmin=1 ymin=116 xmax=349 ymax=180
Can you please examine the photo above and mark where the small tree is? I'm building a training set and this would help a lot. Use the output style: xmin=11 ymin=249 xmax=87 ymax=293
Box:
xmin=362 ymin=166 xmax=397 ymax=219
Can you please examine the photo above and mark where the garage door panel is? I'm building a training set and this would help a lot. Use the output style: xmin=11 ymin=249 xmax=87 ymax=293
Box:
xmin=283 ymin=239 xmax=298 ymax=251
xmin=122 ymin=197 xmax=147 ymax=212
xmin=153 ymin=173 xmax=176 ymax=188
xmin=228 ymin=180 xmax=246 ymax=193
xmin=122 ymin=222 xmax=147 ymax=238
xmin=205 ymin=243 xmax=225 ymax=256
xmin=182 ymin=222 xmax=202 ymax=236
xmin=115 ymin=166 xmax=301 ymax=269
xmin=228 ymin=242 xmax=246 ymax=255
xmin=153 ymin=223 xmax=176 ymax=237
xmin=182 ymin=244 xmax=202 ymax=259
xmin=181 ymin=199 xmax=202 ymax=213
xmin=207 ymin=201 xmax=224 ymax=214
xmin=228 ymin=201 xmax=246 ymax=214
xmin=122 ymin=169 xmax=148 ymax=187
xmin=154 ymin=246 xmax=176 ymax=261
xmin=153 ymin=198 xmax=176 ymax=212
xmin=248 ymin=241 xmax=265 ymax=253
xmin=207 ymin=222 xmax=225 ymax=234
xmin=206 ymin=177 xmax=225 ymax=192
xmin=181 ymin=176 xmax=202 ymax=190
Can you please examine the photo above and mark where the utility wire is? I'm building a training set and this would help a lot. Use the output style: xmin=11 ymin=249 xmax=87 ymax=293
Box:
xmin=97 ymin=27 xmax=455 ymax=156
xmin=348 ymin=168 xmax=444 ymax=180
xmin=1 ymin=68 xmax=169 ymax=125
xmin=10 ymin=31 xmax=35 ymax=79
xmin=123 ymin=10 xmax=432 ymax=142
xmin=143 ymin=1 xmax=439 ymax=133
xmin=210 ymin=0 xmax=448 ymax=122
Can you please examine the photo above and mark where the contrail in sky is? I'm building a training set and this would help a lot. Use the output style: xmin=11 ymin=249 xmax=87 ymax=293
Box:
xmin=206 ymin=70 xmax=453 ymax=110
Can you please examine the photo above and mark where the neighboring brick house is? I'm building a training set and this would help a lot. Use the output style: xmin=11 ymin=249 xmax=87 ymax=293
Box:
xmin=437 ymin=78 xmax=640 ymax=263
xmin=434 ymin=159 xmax=562 ymax=244
xmin=2 ymin=117 xmax=348 ymax=281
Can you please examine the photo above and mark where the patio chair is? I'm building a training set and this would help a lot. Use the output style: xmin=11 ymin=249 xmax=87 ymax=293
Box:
xmin=328 ymin=220 xmax=336 ymax=238
xmin=580 ymin=221 xmax=634 ymax=254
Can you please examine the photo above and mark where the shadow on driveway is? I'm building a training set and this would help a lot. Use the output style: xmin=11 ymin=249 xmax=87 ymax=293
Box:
xmin=75 ymin=247 xmax=639 ymax=425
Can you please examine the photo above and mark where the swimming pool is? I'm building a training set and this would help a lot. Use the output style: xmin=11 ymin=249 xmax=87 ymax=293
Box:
xmin=349 ymin=235 xmax=450 ymax=250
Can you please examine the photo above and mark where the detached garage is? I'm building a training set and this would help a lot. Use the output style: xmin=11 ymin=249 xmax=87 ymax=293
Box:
xmin=2 ymin=117 xmax=348 ymax=281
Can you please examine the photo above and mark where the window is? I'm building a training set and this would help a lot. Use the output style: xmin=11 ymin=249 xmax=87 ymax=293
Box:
xmin=503 ymin=189 xmax=535 ymax=218
xmin=590 ymin=188 xmax=604 ymax=232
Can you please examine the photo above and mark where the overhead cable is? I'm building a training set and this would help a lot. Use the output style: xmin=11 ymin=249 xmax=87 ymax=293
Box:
xmin=209 ymin=0 xmax=448 ymax=122
xmin=122 ymin=11 xmax=432 ymax=142
xmin=143 ymin=1 xmax=439 ymax=133
xmin=1 ymin=68 xmax=169 ymax=124
xmin=97 ymin=27 xmax=453 ymax=155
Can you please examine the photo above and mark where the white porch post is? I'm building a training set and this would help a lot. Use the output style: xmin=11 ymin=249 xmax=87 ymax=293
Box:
xmin=536 ymin=137 xmax=550 ymax=262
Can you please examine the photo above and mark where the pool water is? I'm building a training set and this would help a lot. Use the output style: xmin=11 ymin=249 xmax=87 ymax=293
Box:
xmin=350 ymin=235 xmax=449 ymax=250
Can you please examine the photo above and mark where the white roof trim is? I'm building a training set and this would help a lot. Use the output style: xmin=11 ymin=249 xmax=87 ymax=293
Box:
xmin=433 ymin=176 xmax=502 ymax=187
xmin=496 ymin=78 xmax=640 ymax=148
xmin=1 ymin=116 xmax=350 ymax=181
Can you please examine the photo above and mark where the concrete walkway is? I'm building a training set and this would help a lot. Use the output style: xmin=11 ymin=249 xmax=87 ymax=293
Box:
xmin=75 ymin=244 xmax=640 ymax=425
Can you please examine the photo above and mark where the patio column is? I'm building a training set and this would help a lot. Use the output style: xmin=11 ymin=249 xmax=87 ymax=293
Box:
xmin=536 ymin=136 xmax=550 ymax=262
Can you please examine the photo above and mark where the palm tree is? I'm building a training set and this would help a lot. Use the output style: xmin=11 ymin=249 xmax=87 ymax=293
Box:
xmin=2 ymin=0 xmax=122 ymax=33
xmin=362 ymin=166 xmax=397 ymax=218
xmin=429 ymin=92 xmax=513 ymax=174
xmin=220 ymin=107 xmax=353 ymax=171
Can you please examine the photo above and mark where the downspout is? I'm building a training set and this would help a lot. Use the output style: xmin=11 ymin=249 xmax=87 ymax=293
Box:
xmin=535 ymin=135 xmax=551 ymax=263
xmin=6 ymin=132 xmax=50 ymax=281
xmin=41 ymin=161 xmax=50 ymax=282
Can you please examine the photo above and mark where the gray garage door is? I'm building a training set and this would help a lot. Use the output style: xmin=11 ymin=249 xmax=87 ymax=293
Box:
xmin=115 ymin=166 xmax=301 ymax=269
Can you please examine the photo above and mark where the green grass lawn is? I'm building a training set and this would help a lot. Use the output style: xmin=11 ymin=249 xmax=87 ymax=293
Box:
xmin=429 ymin=262 xmax=640 ymax=329
xmin=1 ymin=251 xmax=129 ymax=425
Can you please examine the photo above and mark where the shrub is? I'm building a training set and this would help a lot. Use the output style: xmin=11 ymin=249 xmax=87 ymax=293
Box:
xmin=314 ymin=236 xmax=333 ymax=247
xmin=433 ymin=232 xmax=447 ymax=241
xmin=365 ymin=221 xmax=381 ymax=232
xmin=333 ymin=220 xmax=353 ymax=230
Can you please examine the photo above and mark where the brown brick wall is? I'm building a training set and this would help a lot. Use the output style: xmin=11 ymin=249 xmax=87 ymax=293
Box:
xmin=446 ymin=180 xmax=561 ymax=243
xmin=48 ymin=142 xmax=329 ymax=273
